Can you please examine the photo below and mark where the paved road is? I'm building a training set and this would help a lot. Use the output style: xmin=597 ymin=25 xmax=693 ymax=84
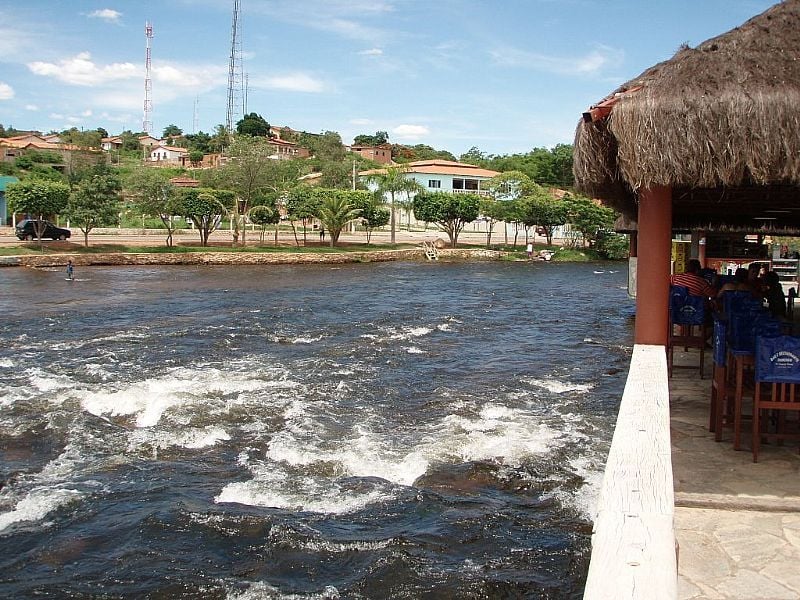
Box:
xmin=0 ymin=226 xmax=527 ymax=249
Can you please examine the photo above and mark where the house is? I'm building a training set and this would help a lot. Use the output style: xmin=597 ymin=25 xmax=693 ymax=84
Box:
xmin=149 ymin=144 xmax=188 ymax=163
xmin=267 ymin=137 xmax=310 ymax=160
xmin=138 ymin=134 xmax=161 ymax=148
xmin=0 ymin=135 xmax=100 ymax=170
xmin=349 ymin=144 xmax=392 ymax=164
xmin=0 ymin=176 xmax=19 ymax=225
xmin=361 ymin=160 xmax=500 ymax=196
xmin=100 ymin=136 xmax=123 ymax=151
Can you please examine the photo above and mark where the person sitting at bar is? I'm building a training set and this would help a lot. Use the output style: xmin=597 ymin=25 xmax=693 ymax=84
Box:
xmin=716 ymin=267 xmax=754 ymax=297
xmin=670 ymin=259 xmax=716 ymax=299
xmin=763 ymin=271 xmax=786 ymax=318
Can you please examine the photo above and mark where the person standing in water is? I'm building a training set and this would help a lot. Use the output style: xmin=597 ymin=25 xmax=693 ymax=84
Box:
xmin=66 ymin=260 xmax=74 ymax=281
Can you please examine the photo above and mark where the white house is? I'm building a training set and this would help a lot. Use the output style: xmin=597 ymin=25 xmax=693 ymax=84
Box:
xmin=149 ymin=144 xmax=188 ymax=163
xmin=361 ymin=160 xmax=500 ymax=197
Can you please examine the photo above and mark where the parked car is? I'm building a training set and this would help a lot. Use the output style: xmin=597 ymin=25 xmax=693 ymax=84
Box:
xmin=15 ymin=219 xmax=71 ymax=241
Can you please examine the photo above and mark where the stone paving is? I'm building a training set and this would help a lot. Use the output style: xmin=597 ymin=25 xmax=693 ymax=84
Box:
xmin=669 ymin=349 xmax=800 ymax=599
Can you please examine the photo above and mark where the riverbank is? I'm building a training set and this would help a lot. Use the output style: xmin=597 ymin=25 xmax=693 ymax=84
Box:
xmin=0 ymin=247 xmax=507 ymax=268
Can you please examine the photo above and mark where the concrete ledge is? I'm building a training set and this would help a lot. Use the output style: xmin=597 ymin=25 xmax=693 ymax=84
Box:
xmin=584 ymin=344 xmax=677 ymax=599
xmin=2 ymin=248 xmax=506 ymax=268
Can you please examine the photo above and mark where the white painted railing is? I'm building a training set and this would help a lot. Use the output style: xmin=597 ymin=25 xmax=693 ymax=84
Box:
xmin=584 ymin=344 xmax=677 ymax=600
xmin=451 ymin=189 xmax=491 ymax=196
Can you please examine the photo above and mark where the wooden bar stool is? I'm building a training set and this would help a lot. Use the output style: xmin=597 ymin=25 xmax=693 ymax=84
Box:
xmin=752 ymin=335 xmax=800 ymax=462
xmin=668 ymin=286 xmax=707 ymax=378
xmin=711 ymin=316 xmax=730 ymax=439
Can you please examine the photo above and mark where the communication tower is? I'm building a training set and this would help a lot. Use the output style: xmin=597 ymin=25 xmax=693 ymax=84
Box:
xmin=143 ymin=21 xmax=154 ymax=135
xmin=225 ymin=0 xmax=244 ymax=135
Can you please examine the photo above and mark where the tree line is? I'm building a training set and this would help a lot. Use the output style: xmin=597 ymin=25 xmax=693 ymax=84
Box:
xmin=3 ymin=117 xmax=626 ymax=257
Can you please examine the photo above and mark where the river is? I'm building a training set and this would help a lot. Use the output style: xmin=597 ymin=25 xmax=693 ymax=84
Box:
xmin=0 ymin=260 xmax=633 ymax=598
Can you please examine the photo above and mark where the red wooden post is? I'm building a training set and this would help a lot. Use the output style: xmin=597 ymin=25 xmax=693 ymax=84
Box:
xmin=635 ymin=186 xmax=673 ymax=345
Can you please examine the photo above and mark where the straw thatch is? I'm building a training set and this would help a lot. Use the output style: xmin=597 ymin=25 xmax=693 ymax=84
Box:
xmin=574 ymin=0 xmax=800 ymax=232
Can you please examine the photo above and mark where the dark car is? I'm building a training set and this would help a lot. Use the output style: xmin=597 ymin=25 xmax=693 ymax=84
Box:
xmin=15 ymin=219 xmax=71 ymax=241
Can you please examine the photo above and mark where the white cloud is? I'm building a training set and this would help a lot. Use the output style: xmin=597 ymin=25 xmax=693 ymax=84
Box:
xmin=153 ymin=63 xmax=226 ymax=89
xmin=28 ymin=52 xmax=138 ymax=86
xmin=392 ymin=124 xmax=429 ymax=140
xmin=88 ymin=9 xmax=122 ymax=23
xmin=25 ymin=104 xmax=39 ymax=111
xmin=260 ymin=73 xmax=325 ymax=93
xmin=350 ymin=118 xmax=373 ymax=126
xmin=359 ymin=48 xmax=383 ymax=56
xmin=0 ymin=82 xmax=14 ymax=100
xmin=489 ymin=44 xmax=624 ymax=76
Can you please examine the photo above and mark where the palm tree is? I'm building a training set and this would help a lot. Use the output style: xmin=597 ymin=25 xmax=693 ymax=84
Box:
xmin=316 ymin=191 xmax=362 ymax=247
xmin=366 ymin=165 xmax=422 ymax=244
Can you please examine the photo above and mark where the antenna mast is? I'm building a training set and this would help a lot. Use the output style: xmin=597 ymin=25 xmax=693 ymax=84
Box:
xmin=143 ymin=21 xmax=154 ymax=135
xmin=226 ymin=0 xmax=243 ymax=135
xmin=192 ymin=96 xmax=199 ymax=134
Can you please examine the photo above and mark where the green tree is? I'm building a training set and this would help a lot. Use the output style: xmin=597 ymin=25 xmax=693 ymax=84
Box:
xmin=250 ymin=197 xmax=281 ymax=244
xmin=236 ymin=112 xmax=271 ymax=137
xmin=413 ymin=191 xmax=481 ymax=248
xmin=483 ymin=171 xmax=535 ymax=246
xmin=208 ymin=136 xmax=275 ymax=245
xmin=6 ymin=179 xmax=70 ymax=243
xmin=162 ymin=124 xmax=183 ymax=138
xmin=180 ymin=187 xmax=230 ymax=246
xmin=285 ymin=185 xmax=324 ymax=246
xmin=188 ymin=149 xmax=204 ymax=166
xmin=314 ymin=189 xmax=362 ymax=247
xmin=209 ymin=124 xmax=230 ymax=152
xmin=126 ymin=168 xmax=181 ymax=246
xmin=353 ymin=131 xmax=388 ymax=146
xmin=302 ymin=130 xmax=346 ymax=162
xmin=519 ymin=188 xmax=567 ymax=245
xmin=185 ymin=131 xmax=212 ymax=154
xmin=562 ymin=193 xmax=615 ymax=248
xmin=120 ymin=130 xmax=143 ymax=152
xmin=66 ymin=168 xmax=122 ymax=246
xmin=353 ymin=192 xmax=389 ymax=243
xmin=366 ymin=165 xmax=423 ymax=244
xmin=459 ymin=146 xmax=486 ymax=165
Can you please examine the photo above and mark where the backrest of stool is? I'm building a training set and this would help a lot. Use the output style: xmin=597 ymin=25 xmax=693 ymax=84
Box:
xmin=755 ymin=335 xmax=800 ymax=384
xmin=670 ymin=285 xmax=705 ymax=326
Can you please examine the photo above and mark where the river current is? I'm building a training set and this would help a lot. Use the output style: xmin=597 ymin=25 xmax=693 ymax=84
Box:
xmin=0 ymin=260 xmax=633 ymax=599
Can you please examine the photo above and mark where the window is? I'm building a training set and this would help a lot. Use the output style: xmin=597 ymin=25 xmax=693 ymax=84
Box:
xmin=464 ymin=179 xmax=479 ymax=190
xmin=428 ymin=179 xmax=441 ymax=188
xmin=453 ymin=178 xmax=464 ymax=190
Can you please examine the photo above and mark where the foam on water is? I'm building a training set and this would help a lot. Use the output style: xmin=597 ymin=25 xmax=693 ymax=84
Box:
xmin=524 ymin=377 xmax=594 ymax=395
xmin=80 ymin=365 xmax=286 ymax=427
xmin=0 ymin=487 xmax=82 ymax=534
xmin=220 ymin=396 xmax=565 ymax=514
xmin=128 ymin=426 xmax=231 ymax=451
xmin=227 ymin=581 xmax=340 ymax=600
xmin=26 ymin=368 xmax=74 ymax=395
xmin=0 ymin=358 xmax=14 ymax=368
xmin=215 ymin=463 xmax=393 ymax=515
xmin=49 ymin=329 xmax=151 ymax=352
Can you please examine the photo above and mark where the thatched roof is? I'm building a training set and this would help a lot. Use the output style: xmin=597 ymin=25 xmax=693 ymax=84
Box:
xmin=574 ymin=0 xmax=800 ymax=233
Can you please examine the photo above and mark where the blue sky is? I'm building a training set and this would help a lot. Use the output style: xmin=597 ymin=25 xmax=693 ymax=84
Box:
xmin=0 ymin=0 xmax=777 ymax=156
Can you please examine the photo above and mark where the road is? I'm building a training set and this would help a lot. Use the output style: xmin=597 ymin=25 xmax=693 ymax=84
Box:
xmin=0 ymin=225 xmax=529 ymax=249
